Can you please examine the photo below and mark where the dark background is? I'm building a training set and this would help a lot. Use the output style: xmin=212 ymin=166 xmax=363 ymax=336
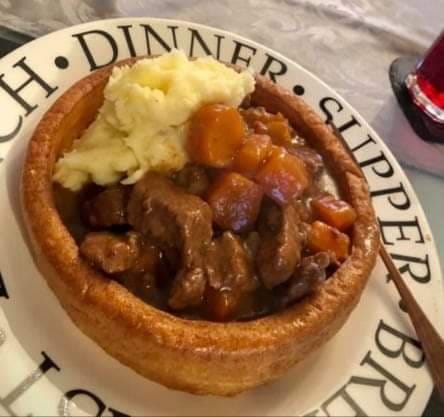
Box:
xmin=0 ymin=25 xmax=442 ymax=417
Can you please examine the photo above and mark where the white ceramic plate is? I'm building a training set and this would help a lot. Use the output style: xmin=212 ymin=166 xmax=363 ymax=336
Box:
xmin=0 ymin=18 xmax=442 ymax=417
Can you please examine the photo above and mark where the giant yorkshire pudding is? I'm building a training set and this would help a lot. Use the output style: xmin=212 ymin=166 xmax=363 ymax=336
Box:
xmin=21 ymin=57 xmax=379 ymax=396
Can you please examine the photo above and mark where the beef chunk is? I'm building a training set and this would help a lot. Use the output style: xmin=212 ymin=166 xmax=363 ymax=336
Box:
xmin=82 ymin=185 xmax=129 ymax=228
xmin=120 ymin=269 xmax=167 ymax=310
xmin=173 ymin=164 xmax=209 ymax=196
xmin=80 ymin=231 xmax=139 ymax=274
xmin=80 ymin=231 xmax=162 ymax=276
xmin=257 ymin=202 xmax=306 ymax=288
xmin=168 ymin=268 xmax=207 ymax=310
xmin=244 ymin=231 xmax=260 ymax=259
xmin=122 ymin=234 xmax=162 ymax=277
xmin=127 ymin=173 xmax=213 ymax=310
xmin=203 ymin=232 xmax=257 ymax=321
xmin=240 ymin=93 xmax=252 ymax=109
xmin=206 ymin=232 xmax=256 ymax=292
xmin=288 ymin=146 xmax=324 ymax=177
xmin=279 ymin=252 xmax=331 ymax=306
xmin=292 ymin=199 xmax=312 ymax=223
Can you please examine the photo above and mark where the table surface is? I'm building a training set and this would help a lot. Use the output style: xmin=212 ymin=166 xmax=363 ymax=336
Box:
xmin=0 ymin=1 xmax=442 ymax=415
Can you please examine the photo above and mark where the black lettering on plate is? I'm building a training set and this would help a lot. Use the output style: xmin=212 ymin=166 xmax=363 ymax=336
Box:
xmin=72 ymin=30 xmax=118 ymax=71
xmin=54 ymin=56 xmax=70 ymax=70
xmin=320 ymin=383 xmax=368 ymax=416
xmin=59 ymin=390 xmax=106 ymax=417
xmin=350 ymin=134 xmax=377 ymax=153
xmin=188 ymin=28 xmax=224 ymax=59
xmin=231 ymin=40 xmax=257 ymax=67
xmin=389 ymin=253 xmax=431 ymax=284
xmin=359 ymin=151 xmax=394 ymax=178
xmin=337 ymin=115 xmax=362 ymax=133
xmin=0 ymin=116 xmax=22 ymax=143
xmin=319 ymin=97 xmax=343 ymax=123
xmin=59 ymin=389 xmax=130 ymax=417
xmin=140 ymin=24 xmax=178 ymax=55
xmin=293 ymin=84 xmax=305 ymax=95
xmin=0 ymin=271 xmax=9 ymax=299
xmin=0 ymin=57 xmax=57 ymax=116
xmin=356 ymin=351 xmax=415 ymax=411
xmin=302 ymin=410 xmax=320 ymax=416
xmin=109 ymin=408 xmax=132 ymax=417
xmin=371 ymin=182 xmax=411 ymax=210
xmin=379 ymin=217 xmax=425 ymax=246
xmin=319 ymin=97 xmax=364 ymax=135
xmin=310 ymin=320 xmax=424 ymax=416
xmin=259 ymin=53 xmax=287 ymax=82
xmin=117 ymin=25 xmax=137 ymax=57
xmin=375 ymin=320 xmax=425 ymax=368
xmin=0 ymin=352 xmax=60 ymax=416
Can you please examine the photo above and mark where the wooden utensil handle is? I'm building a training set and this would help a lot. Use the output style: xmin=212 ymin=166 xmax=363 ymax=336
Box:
xmin=380 ymin=246 xmax=444 ymax=401
xmin=328 ymin=121 xmax=444 ymax=401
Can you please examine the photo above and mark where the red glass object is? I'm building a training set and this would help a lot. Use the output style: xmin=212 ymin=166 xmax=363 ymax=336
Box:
xmin=406 ymin=31 xmax=444 ymax=123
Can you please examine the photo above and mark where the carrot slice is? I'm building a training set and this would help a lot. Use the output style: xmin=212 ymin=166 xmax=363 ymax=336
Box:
xmin=206 ymin=172 xmax=263 ymax=233
xmin=255 ymin=147 xmax=309 ymax=205
xmin=307 ymin=221 xmax=350 ymax=261
xmin=187 ymin=104 xmax=246 ymax=168
xmin=232 ymin=134 xmax=272 ymax=178
xmin=311 ymin=195 xmax=357 ymax=231
xmin=241 ymin=107 xmax=294 ymax=146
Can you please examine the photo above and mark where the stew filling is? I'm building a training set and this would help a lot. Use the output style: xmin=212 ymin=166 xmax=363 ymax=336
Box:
xmin=54 ymin=104 xmax=357 ymax=322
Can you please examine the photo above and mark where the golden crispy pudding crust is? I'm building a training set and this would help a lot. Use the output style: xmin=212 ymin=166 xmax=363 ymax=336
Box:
xmin=21 ymin=58 xmax=380 ymax=396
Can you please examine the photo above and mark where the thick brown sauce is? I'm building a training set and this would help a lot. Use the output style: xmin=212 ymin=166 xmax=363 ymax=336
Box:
xmin=53 ymin=106 xmax=347 ymax=322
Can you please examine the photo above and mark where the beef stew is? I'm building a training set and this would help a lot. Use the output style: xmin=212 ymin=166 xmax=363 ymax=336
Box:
xmin=55 ymin=105 xmax=357 ymax=322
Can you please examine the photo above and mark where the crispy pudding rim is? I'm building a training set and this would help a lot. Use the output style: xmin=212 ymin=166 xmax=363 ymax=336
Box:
xmin=21 ymin=57 xmax=379 ymax=394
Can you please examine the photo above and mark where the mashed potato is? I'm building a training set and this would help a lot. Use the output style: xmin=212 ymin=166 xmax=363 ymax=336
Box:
xmin=54 ymin=50 xmax=255 ymax=191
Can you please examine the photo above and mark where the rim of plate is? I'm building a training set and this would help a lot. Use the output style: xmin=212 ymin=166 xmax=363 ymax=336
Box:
xmin=0 ymin=17 xmax=442 ymax=417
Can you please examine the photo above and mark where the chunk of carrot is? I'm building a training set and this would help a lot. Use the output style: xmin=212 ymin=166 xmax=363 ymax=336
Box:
xmin=241 ymin=107 xmax=294 ymax=146
xmin=307 ymin=221 xmax=350 ymax=261
xmin=256 ymin=120 xmax=293 ymax=147
xmin=311 ymin=195 xmax=357 ymax=231
xmin=232 ymin=134 xmax=272 ymax=178
xmin=255 ymin=147 xmax=310 ymax=205
xmin=187 ymin=103 xmax=246 ymax=168
xmin=206 ymin=172 xmax=263 ymax=233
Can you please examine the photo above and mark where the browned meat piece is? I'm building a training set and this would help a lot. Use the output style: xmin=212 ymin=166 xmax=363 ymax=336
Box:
xmin=80 ymin=231 xmax=162 ymax=277
xmin=173 ymin=164 xmax=209 ymax=196
xmin=244 ymin=231 xmax=260 ymax=259
xmin=292 ymin=200 xmax=312 ymax=223
xmin=121 ymin=271 xmax=156 ymax=295
xmin=123 ymin=234 xmax=163 ymax=278
xmin=80 ymin=231 xmax=139 ymax=274
xmin=288 ymin=146 xmax=324 ymax=177
xmin=82 ymin=185 xmax=129 ymax=228
xmin=168 ymin=268 xmax=207 ymax=310
xmin=280 ymin=252 xmax=331 ymax=306
xmin=203 ymin=232 xmax=257 ymax=321
xmin=240 ymin=93 xmax=252 ymax=109
xmin=119 ymin=262 xmax=171 ymax=310
xmin=206 ymin=232 xmax=256 ymax=292
xmin=127 ymin=172 xmax=213 ymax=310
xmin=53 ymin=183 xmax=88 ymax=243
xmin=257 ymin=202 xmax=306 ymax=289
